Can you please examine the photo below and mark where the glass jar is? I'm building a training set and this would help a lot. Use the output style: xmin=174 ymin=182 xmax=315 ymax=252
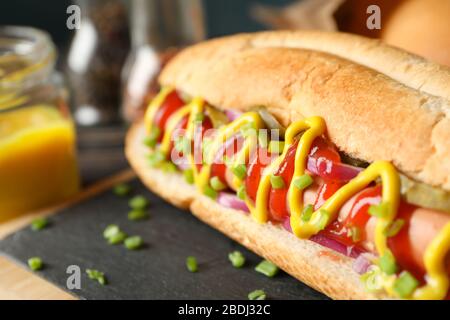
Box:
xmin=0 ymin=26 xmax=80 ymax=220
xmin=121 ymin=0 xmax=205 ymax=122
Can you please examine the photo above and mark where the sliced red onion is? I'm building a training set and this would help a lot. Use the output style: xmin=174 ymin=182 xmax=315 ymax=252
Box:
xmin=283 ymin=218 xmax=362 ymax=258
xmin=217 ymin=192 xmax=250 ymax=213
xmin=307 ymin=156 xmax=362 ymax=182
xmin=173 ymin=156 xmax=191 ymax=171
xmin=352 ymin=253 xmax=375 ymax=274
xmin=225 ymin=110 xmax=242 ymax=121
xmin=310 ymin=234 xmax=362 ymax=258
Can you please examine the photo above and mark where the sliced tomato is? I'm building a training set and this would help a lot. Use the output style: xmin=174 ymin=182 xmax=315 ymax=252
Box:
xmin=153 ymin=90 xmax=185 ymax=141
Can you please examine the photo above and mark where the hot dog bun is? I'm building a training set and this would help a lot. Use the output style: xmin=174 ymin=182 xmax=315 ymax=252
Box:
xmin=159 ymin=31 xmax=450 ymax=191
xmin=126 ymin=31 xmax=450 ymax=299
xmin=126 ymin=122 xmax=381 ymax=300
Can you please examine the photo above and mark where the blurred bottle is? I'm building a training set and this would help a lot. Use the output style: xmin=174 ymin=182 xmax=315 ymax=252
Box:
xmin=121 ymin=0 xmax=205 ymax=123
xmin=66 ymin=0 xmax=130 ymax=126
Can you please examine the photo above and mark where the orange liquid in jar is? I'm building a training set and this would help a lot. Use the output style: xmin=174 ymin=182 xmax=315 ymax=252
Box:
xmin=0 ymin=105 xmax=80 ymax=220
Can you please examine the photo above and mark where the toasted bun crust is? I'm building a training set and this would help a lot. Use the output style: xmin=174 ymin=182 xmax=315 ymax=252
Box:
xmin=159 ymin=31 xmax=450 ymax=191
xmin=126 ymin=121 xmax=387 ymax=300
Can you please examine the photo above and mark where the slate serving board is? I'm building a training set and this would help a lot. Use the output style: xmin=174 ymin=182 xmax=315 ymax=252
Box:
xmin=0 ymin=178 xmax=327 ymax=300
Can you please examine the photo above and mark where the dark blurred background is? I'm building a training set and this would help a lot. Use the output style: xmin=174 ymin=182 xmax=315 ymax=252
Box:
xmin=0 ymin=0 xmax=293 ymax=52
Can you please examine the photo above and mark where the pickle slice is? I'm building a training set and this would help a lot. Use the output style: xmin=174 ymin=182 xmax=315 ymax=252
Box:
xmin=252 ymin=106 xmax=286 ymax=137
xmin=400 ymin=175 xmax=450 ymax=213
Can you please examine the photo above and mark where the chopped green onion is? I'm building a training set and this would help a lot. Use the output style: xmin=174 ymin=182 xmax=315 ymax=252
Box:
xmin=194 ymin=113 xmax=204 ymax=122
xmin=268 ymin=140 xmax=285 ymax=154
xmin=379 ymin=251 xmax=397 ymax=275
xmin=174 ymin=136 xmax=191 ymax=154
xmin=248 ymin=289 xmax=266 ymax=300
xmin=203 ymin=185 xmax=218 ymax=200
xmin=143 ymin=127 xmax=160 ymax=148
xmin=384 ymin=219 xmax=405 ymax=237
xmin=128 ymin=209 xmax=149 ymax=221
xmin=293 ymin=174 xmax=313 ymax=190
xmin=315 ymin=209 xmax=331 ymax=231
xmin=255 ymin=260 xmax=279 ymax=277
xmin=393 ymin=271 xmax=419 ymax=298
xmin=186 ymin=256 xmax=198 ymax=272
xmin=103 ymin=224 xmax=120 ymax=239
xmin=129 ymin=195 xmax=149 ymax=210
xmin=183 ymin=169 xmax=194 ymax=184
xmin=228 ymin=251 xmax=246 ymax=268
xmin=147 ymin=151 xmax=166 ymax=167
xmin=113 ymin=183 xmax=131 ymax=197
xmin=360 ymin=268 xmax=383 ymax=292
xmin=301 ymin=204 xmax=314 ymax=222
xmin=347 ymin=226 xmax=362 ymax=242
xmin=108 ymin=231 xmax=127 ymax=245
xmin=270 ymin=174 xmax=285 ymax=189
xmin=161 ymin=162 xmax=177 ymax=173
xmin=86 ymin=269 xmax=106 ymax=285
xmin=124 ymin=236 xmax=143 ymax=250
xmin=30 ymin=217 xmax=48 ymax=231
xmin=258 ymin=131 xmax=268 ymax=148
xmin=368 ymin=203 xmax=389 ymax=218
xmin=240 ymin=123 xmax=256 ymax=138
xmin=210 ymin=176 xmax=226 ymax=191
xmin=28 ymin=257 xmax=43 ymax=271
xmin=237 ymin=185 xmax=246 ymax=200
xmin=232 ymin=164 xmax=247 ymax=180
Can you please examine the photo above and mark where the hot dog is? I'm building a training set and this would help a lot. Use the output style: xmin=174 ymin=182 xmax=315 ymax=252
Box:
xmin=125 ymin=31 xmax=450 ymax=300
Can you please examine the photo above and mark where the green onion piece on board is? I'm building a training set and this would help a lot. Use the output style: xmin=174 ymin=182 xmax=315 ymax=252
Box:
xmin=103 ymin=224 xmax=120 ymax=239
xmin=30 ymin=217 xmax=48 ymax=231
xmin=113 ymin=183 xmax=131 ymax=197
xmin=186 ymin=256 xmax=198 ymax=272
xmin=255 ymin=260 xmax=279 ymax=277
xmin=129 ymin=195 xmax=149 ymax=210
xmin=248 ymin=289 xmax=266 ymax=300
xmin=293 ymin=174 xmax=313 ymax=190
xmin=108 ymin=231 xmax=127 ymax=245
xmin=128 ymin=209 xmax=149 ymax=221
xmin=124 ymin=236 xmax=143 ymax=250
xmin=86 ymin=269 xmax=106 ymax=285
xmin=28 ymin=257 xmax=43 ymax=271
xmin=228 ymin=251 xmax=246 ymax=268
xmin=270 ymin=174 xmax=285 ymax=189
xmin=210 ymin=176 xmax=226 ymax=191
